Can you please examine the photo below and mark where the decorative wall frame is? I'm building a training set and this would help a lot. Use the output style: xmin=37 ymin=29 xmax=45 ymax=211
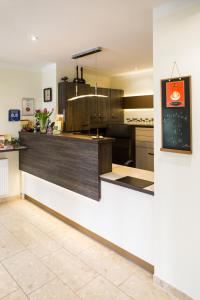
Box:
xmin=8 ymin=109 xmax=20 ymax=121
xmin=22 ymin=98 xmax=35 ymax=116
xmin=160 ymin=76 xmax=192 ymax=154
xmin=43 ymin=88 xmax=52 ymax=102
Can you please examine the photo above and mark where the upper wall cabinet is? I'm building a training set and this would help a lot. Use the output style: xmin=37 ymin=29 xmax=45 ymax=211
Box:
xmin=58 ymin=82 xmax=124 ymax=132
xmin=122 ymin=95 xmax=153 ymax=109
xmin=110 ymin=89 xmax=124 ymax=123
xmin=58 ymin=82 xmax=91 ymax=114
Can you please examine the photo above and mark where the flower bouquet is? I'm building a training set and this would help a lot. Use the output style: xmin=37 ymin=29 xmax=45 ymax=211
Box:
xmin=35 ymin=108 xmax=53 ymax=133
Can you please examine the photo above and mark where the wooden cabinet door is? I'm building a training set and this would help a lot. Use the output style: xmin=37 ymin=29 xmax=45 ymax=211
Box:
xmin=136 ymin=146 xmax=154 ymax=171
xmin=98 ymin=88 xmax=110 ymax=125
xmin=109 ymin=89 xmax=124 ymax=123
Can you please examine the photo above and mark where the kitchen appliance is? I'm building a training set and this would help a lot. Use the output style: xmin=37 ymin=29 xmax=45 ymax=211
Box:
xmin=105 ymin=124 xmax=134 ymax=166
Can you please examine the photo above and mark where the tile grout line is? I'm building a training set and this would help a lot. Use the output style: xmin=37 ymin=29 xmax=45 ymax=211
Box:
xmin=0 ymin=261 xmax=24 ymax=297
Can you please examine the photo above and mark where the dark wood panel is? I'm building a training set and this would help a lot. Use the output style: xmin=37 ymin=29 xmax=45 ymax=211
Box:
xmin=109 ymin=89 xmax=124 ymax=123
xmin=123 ymin=95 xmax=153 ymax=109
xmin=19 ymin=132 xmax=113 ymax=201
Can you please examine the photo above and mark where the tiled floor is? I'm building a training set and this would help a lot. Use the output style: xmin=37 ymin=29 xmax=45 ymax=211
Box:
xmin=0 ymin=198 xmax=178 ymax=300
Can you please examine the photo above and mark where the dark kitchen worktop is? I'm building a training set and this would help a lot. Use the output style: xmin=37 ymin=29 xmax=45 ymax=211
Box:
xmin=19 ymin=131 xmax=114 ymax=144
xmin=0 ymin=145 xmax=27 ymax=153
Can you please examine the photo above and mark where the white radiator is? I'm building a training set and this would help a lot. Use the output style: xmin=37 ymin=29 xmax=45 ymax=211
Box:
xmin=0 ymin=159 xmax=8 ymax=196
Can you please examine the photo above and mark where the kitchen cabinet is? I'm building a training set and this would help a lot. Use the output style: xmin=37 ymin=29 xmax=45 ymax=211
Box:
xmin=109 ymin=89 xmax=124 ymax=123
xmin=58 ymin=81 xmax=124 ymax=132
xmin=58 ymin=82 xmax=90 ymax=114
xmin=135 ymin=127 xmax=154 ymax=171
xmin=89 ymin=87 xmax=110 ymax=128
xmin=66 ymin=97 xmax=90 ymax=132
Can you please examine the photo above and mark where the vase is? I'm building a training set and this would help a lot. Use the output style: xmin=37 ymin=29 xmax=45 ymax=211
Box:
xmin=39 ymin=119 xmax=48 ymax=134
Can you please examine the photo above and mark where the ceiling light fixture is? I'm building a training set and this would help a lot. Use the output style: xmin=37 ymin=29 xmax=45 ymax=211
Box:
xmin=68 ymin=47 xmax=108 ymax=102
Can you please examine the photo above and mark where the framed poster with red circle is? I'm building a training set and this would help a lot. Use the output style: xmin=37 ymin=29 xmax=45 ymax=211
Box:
xmin=166 ymin=80 xmax=185 ymax=108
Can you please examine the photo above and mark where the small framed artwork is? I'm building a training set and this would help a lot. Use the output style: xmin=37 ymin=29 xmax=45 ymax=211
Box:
xmin=8 ymin=109 xmax=20 ymax=121
xmin=22 ymin=98 xmax=35 ymax=116
xmin=160 ymin=76 xmax=192 ymax=154
xmin=43 ymin=88 xmax=52 ymax=102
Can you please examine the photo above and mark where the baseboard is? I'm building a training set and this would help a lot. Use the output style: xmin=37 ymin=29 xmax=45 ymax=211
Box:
xmin=25 ymin=194 xmax=154 ymax=274
xmin=154 ymin=276 xmax=194 ymax=300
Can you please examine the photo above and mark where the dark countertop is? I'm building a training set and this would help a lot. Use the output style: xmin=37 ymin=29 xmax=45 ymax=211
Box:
xmin=0 ymin=146 xmax=27 ymax=153
xmin=19 ymin=132 xmax=114 ymax=144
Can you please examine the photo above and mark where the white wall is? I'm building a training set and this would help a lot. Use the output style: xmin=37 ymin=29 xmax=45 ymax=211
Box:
xmin=111 ymin=69 xmax=153 ymax=97
xmin=41 ymin=63 xmax=57 ymax=120
xmin=23 ymin=172 xmax=154 ymax=265
xmin=0 ymin=66 xmax=41 ymax=136
xmin=0 ymin=65 xmax=41 ymax=197
xmin=154 ymin=1 xmax=200 ymax=299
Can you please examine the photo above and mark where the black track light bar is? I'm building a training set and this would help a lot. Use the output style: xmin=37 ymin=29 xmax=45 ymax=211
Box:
xmin=72 ymin=47 xmax=102 ymax=59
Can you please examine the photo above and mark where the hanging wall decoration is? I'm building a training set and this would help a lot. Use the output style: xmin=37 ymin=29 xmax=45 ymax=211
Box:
xmin=161 ymin=62 xmax=192 ymax=154
xmin=22 ymin=98 xmax=35 ymax=116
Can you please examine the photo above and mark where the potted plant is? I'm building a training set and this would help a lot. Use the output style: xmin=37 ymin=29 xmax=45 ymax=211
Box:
xmin=35 ymin=108 xmax=53 ymax=133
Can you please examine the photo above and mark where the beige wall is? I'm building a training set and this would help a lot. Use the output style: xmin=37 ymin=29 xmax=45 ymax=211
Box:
xmin=110 ymin=69 xmax=153 ymax=96
xmin=56 ymin=63 xmax=111 ymax=88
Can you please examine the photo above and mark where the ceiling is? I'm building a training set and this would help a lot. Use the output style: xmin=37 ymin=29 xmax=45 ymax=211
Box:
xmin=0 ymin=0 xmax=169 ymax=75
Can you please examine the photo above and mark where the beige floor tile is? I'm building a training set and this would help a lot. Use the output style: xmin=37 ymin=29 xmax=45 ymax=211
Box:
xmin=77 ymin=275 xmax=132 ymax=300
xmin=27 ymin=236 xmax=62 ymax=259
xmin=49 ymin=226 xmax=99 ymax=255
xmin=0 ymin=263 xmax=18 ymax=299
xmin=3 ymin=289 xmax=28 ymax=300
xmin=0 ymin=202 xmax=17 ymax=217
xmin=26 ymin=210 xmax=67 ymax=234
xmin=48 ymin=224 xmax=83 ymax=241
xmin=119 ymin=274 xmax=176 ymax=300
xmin=78 ymin=243 xmax=137 ymax=286
xmin=2 ymin=250 xmax=55 ymax=294
xmin=29 ymin=278 xmax=80 ymax=300
xmin=0 ymin=227 xmax=25 ymax=261
xmin=5 ymin=221 xmax=50 ymax=248
xmin=42 ymin=248 xmax=97 ymax=292
xmin=0 ymin=213 xmax=29 ymax=232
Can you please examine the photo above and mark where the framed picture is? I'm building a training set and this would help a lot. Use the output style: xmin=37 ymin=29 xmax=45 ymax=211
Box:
xmin=43 ymin=88 xmax=52 ymax=102
xmin=160 ymin=76 xmax=192 ymax=154
xmin=22 ymin=98 xmax=34 ymax=116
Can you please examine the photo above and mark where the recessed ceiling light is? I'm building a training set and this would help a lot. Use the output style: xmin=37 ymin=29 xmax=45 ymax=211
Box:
xmin=31 ymin=35 xmax=39 ymax=41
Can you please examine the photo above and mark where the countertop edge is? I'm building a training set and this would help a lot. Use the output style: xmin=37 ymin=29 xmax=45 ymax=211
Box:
xmin=0 ymin=146 xmax=27 ymax=153
xmin=19 ymin=132 xmax=114 ymax=144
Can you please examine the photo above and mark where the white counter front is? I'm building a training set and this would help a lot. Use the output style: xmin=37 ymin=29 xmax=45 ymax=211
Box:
xmin=23 ymin=165 xmax=154 ymax=266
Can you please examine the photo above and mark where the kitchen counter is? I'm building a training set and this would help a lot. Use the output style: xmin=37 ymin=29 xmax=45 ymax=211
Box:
xmin=19 ymin=132 xmax=113 ymax=200
xmin=101 ymin=164 xmax=154 ymax=195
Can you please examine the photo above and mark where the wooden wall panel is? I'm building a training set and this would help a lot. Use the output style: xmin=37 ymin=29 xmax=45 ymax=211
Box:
xmin=19 ymin=133 xmax=113 ymax=201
